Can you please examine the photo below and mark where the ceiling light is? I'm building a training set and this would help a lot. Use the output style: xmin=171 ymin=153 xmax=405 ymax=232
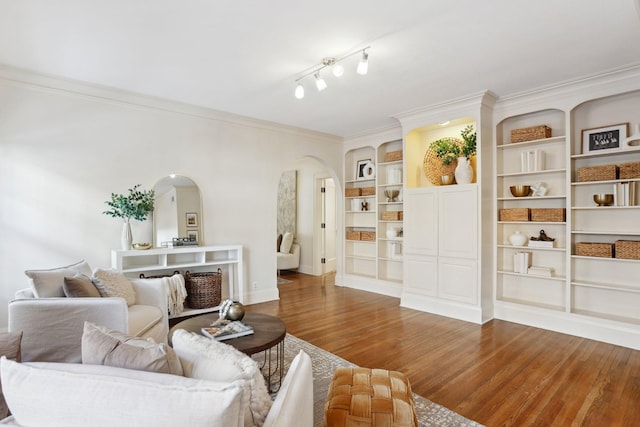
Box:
xmin=439 ymin=121 xmax=450 ymax=126
xmin=315 ymin=73 xmax=327 ymax=91
xmin=356 ymin=50 xmax=369 ymax=75
xmin=292 ymin=46 xmax=370 ymax=99
xmin=332 ymin=63 xmax=344 ymax=77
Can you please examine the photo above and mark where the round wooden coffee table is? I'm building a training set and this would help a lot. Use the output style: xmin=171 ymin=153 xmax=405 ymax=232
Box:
xmin=169 ymin=312 xmax=286 ymax=391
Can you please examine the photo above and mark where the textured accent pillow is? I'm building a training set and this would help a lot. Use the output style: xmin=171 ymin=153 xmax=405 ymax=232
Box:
xmin=0 ymin=332 xmax=22 ymax=419
xmin=280 ymin=232 xmax=293 ymax=254
xmin=25 ymin=260 xmax=92 ymax=298
xmin=81 ymin=322 xmax=182 ymax=376
xmin=172 ymin=329 xmax=272 ymax=427
xmin=63 ymin=274 xmax=101 ymax=298
xmin=92 ymin=268 xmax=136 ymax=306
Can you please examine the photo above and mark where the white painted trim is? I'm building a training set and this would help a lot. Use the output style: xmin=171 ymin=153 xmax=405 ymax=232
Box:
xmin=243 ymin=288 xmax=280 ymax=305
xmin=0 ymin=64 xmax=343 ymax=143
xmin=494 ymin=301 xmax=640 ymax=351
xmin=341 ymin=274 xmax=402 ymax=298
xmin=400 ymin=291 xmax=486 ymax=325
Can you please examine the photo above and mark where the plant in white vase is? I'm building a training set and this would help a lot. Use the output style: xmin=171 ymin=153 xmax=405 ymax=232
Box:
xmin=103 ymin=184 xmax=155 ymax=250
xmin=456 ymin=125 xmax=477 ymax=184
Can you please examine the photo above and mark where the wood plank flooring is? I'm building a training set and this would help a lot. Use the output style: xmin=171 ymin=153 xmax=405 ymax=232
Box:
xmin=247 ymin=272 xmax=640 ymax=426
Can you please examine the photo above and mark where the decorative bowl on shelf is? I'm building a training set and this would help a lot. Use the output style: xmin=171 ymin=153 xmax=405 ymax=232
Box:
xmin=510 ymin=185 xmax=531 ymax=197
xmin=440 ymin=175 xmax=455 ymax=185
xmin=384 ymin=189 xmax=399 ymax=202
xmin=593 ymin=193 xmax=614 ymax=206
xmin=132 ymin=243 xmax=152 ymax=250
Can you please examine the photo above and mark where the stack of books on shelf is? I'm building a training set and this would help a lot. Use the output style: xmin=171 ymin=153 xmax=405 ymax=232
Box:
xmin=201 ymin=320 xmax=254 ymax=341
xmin=520 ymin=149 xmax=545 ymax=172
xmin=513 ymin=251 xmax=554 ymax=276
xmin=613 ymin=181 xmax=638 ymax=206
xmin=527 ymin=239 xmax=554 ymax=248
xmin=527 ymin=266 xmax=554 ymax=277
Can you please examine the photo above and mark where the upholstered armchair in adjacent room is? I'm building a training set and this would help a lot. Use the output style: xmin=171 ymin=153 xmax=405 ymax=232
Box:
xmin=8 ymin=260 xmax=168 ymax=363
xmin=277 ymin=243 xmax=300 ymax=273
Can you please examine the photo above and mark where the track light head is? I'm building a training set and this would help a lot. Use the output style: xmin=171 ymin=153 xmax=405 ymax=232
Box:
xmin=314 ymin=72 xmax=327 ymax=91
xmin=332 ymin=63 xmax=344 ymax=77
xmin=357 ymin=50 xmax=369 ymax=75
xmin=295 ymin=83 xmax=305 ymax=99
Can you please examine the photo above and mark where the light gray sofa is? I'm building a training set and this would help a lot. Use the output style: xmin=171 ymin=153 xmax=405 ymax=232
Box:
xmin=9 ymin=275 xmax=168 ymax=363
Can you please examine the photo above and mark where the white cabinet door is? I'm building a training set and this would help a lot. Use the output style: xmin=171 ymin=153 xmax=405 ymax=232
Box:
xmin=403 ymin=188 xmax=438 ymax=256
xmin=438 ymin=257 xmax=478 ymax=304
xmin=404 ymin=254 xmax=437 ymax=296
xmin=438 ymin=185 xmax=478 ymax=259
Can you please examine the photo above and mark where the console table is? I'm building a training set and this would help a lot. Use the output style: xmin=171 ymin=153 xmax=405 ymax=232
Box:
xmin=111 ymin=245 xmax=244 ymax=319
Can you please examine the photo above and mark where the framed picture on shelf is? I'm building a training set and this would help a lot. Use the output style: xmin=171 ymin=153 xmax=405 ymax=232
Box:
xmin=187 ymin=230 xmax=199 ymax=242
xmin=582 ymin=123 xmax=628 ymax=154
xmin=186 ymin=212 xmax=198 ymax=227
xmin=356 ymin=159 xmax=375 ymax=180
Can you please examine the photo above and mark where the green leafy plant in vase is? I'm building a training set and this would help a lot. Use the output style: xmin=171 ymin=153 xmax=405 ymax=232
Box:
xmin=460 ymin=124 xmax=477 ymax=159
xmin=103 ymin=184 xmax=155 ymax=250
xmin=430 ymin=138 xmax=461 ymax=166
xmin=458 ymin=124 xmax=477 ymax=184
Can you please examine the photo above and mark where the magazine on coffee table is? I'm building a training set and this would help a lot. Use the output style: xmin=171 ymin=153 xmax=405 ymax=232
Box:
xmin=201 ymin=320 xmax=254 ymax=341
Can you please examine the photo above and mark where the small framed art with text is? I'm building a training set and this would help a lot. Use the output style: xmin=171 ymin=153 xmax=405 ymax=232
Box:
xmin=582 ymin=123 xmax=628 ymax=154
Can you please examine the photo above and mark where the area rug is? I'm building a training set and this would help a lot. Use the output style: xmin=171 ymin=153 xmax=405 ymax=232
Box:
xmin=277 ymin=276 xmax=292 ymax=285
xmin=254 ymin=333 xmax=483 ymax=427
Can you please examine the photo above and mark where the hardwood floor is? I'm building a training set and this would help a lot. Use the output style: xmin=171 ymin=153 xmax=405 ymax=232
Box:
xmin=247 ymin=272 xmax=640 ymax=427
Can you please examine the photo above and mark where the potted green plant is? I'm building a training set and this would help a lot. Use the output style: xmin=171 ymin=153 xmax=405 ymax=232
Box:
xmin=460 ymin=124 xmax=477 ymax=159
xmin=430 ymin=138 xmax=460 ymax=166
xmin=103 ymin=184 xmax=155 ymax=250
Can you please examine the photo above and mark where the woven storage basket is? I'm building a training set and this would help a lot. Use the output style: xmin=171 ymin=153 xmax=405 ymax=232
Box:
xmin=618 ymin=162 xmax=640 ymax=179
xmin=361 ymin=187 xmax=376 ymax=196
xmin=346 ymin=231 xmax=361 ymax=240
xmin=381 ymin=211 xmax=403 ymax=221
xmin=575 ymin=242 xmax=614 ymax=258
xmin=510 ymin=125 xmax=552 ymax=143
xmin=384 ymin=150 xmax=403 ymax=162
xmin=345 ymin=188 xmax=361 ymax=197
xmin=577 ymin=165 xmax=618 ymax=182
xmin=184 ymin=269 xmax=222 ymax=309
xmin=360 ymin=231 xmax=376 ymax=241
xmin=530 ymin=208 xmax=566 ymax=222
xmin=423 ymin=137 xmax=463 ymax=185
xmin=499 ymin=208 xmax=530 ymax=221
xmin=615 ymin=240 xmax=640 ymax=260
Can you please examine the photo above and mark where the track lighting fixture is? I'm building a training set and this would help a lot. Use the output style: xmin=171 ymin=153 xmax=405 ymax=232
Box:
xmin=356 ymin=50 xmax=369 ymax=75
xmin=293 ymin=47 xmax=370 ymax=99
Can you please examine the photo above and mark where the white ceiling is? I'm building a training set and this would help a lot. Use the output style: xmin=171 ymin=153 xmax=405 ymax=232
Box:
xmin=1 ymin=0 xmax=640 ymax=138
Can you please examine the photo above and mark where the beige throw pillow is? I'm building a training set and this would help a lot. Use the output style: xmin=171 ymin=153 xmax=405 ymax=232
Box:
xmin=81 ymin=322 xmax=182 ymax=376
xmin=0 ymin=331 xmax=23 ymax=419
xmin=24 ymin=259 xmax=92 ymax=298
xmin=63 ymin=274 xmax=101 ymax=298
xmin=280 ymin=232 xmax=293 ymax=254
xmin=92 ymin=268 xmax=136 ymax=306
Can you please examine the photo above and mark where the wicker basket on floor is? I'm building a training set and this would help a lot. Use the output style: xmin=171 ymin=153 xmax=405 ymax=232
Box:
xmin=185 ymin=269 xmax=222 ymax=309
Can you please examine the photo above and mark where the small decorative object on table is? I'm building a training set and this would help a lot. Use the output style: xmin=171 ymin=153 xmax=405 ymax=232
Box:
xmin=132 ymin=243 xmax=152 ymax=250
xmin=440 ymin=174 xmax=455 ymax=185
xmin=201 ymin=320 xmax=254 ymax=341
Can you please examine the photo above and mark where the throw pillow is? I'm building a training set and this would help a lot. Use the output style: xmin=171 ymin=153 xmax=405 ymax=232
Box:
xmin=0 ymin=332 xmax=22 ymax=419
xmin=280 ymin=232 xmax=293 ymax=254
xmin=63 ymin=274 xmax=101 ymax=298
xmin=24 ymin=259 xmax=92 ymax=298
xmin=81 ymin=322 xmax=183 ymax=376
xmin=1 ymin=358 xmax=246 ymax=427
xmin=172 ymin=329 xmax=272 ymax=427
xmin=92 ymin=268 xmax=136 ymax=306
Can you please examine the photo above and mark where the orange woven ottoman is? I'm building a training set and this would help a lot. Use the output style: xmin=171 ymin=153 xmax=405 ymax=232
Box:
xmin=324 ymin=367 xmax=418 ymax=427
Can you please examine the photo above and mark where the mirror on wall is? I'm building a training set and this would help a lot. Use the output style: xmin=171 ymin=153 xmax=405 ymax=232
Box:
xmin=153 ymin=175 xmax=203 ymax=247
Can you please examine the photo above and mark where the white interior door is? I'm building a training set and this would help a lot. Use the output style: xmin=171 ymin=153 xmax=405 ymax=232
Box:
xmin=322 ymin=178 xmax=337 ymax=274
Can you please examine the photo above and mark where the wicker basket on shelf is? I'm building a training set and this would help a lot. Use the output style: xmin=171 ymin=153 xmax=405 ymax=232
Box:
xmin=510 ymin=125 xmax=552 ymax=143
xmin=360 ymin=231 xmax=376 ymax=241
xmin=575 ymin=242 xmax=614 ymax=258
xmin=499 ymin=208 xmax=530 ymax=221
xmin=530 ymin=208 xmax=566 ymax=222
xmin=615 ymin=240 xmax=640 ymax=260
xmin=423 ymin=137 xmax=463 ymax=185
xmin=576 ymin=164 xmax=617 ymax=182
xmin=184 ymin=269 xmax=222 ymax=309
xmin=618 ymin=162 xmax=640 ymax=179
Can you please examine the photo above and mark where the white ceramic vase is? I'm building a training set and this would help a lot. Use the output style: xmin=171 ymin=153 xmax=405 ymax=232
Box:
xmin=454 ymin=157 xmax=473 ymax=185
xmin=121 ymin=221 xmax=133 ymax=250
xmin=509 ymin=231 xmax=527 ymax=246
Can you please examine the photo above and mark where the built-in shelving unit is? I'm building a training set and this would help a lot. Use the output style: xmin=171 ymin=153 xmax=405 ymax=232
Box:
xmin=112 ymin=245 xmax=244 ymax=319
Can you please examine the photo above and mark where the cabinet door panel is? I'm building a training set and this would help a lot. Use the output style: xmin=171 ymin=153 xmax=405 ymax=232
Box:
xmin=404 ymin=254 xmax=437 ymax=296
xmin=438 ymin=257 xmax=478 ymax=304
xmin=439 ymin=186 xmax=478 ymax=259
xmin=404 ymin=188 xmax=438 ymax=256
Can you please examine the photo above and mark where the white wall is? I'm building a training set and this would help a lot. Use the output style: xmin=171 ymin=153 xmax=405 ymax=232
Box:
xmin=0 ymin=67 xmax=343 ymax=328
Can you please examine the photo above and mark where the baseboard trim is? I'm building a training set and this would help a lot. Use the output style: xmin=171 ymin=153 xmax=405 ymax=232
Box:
xmin=400 ymin=291 xmax=484 ymax=324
